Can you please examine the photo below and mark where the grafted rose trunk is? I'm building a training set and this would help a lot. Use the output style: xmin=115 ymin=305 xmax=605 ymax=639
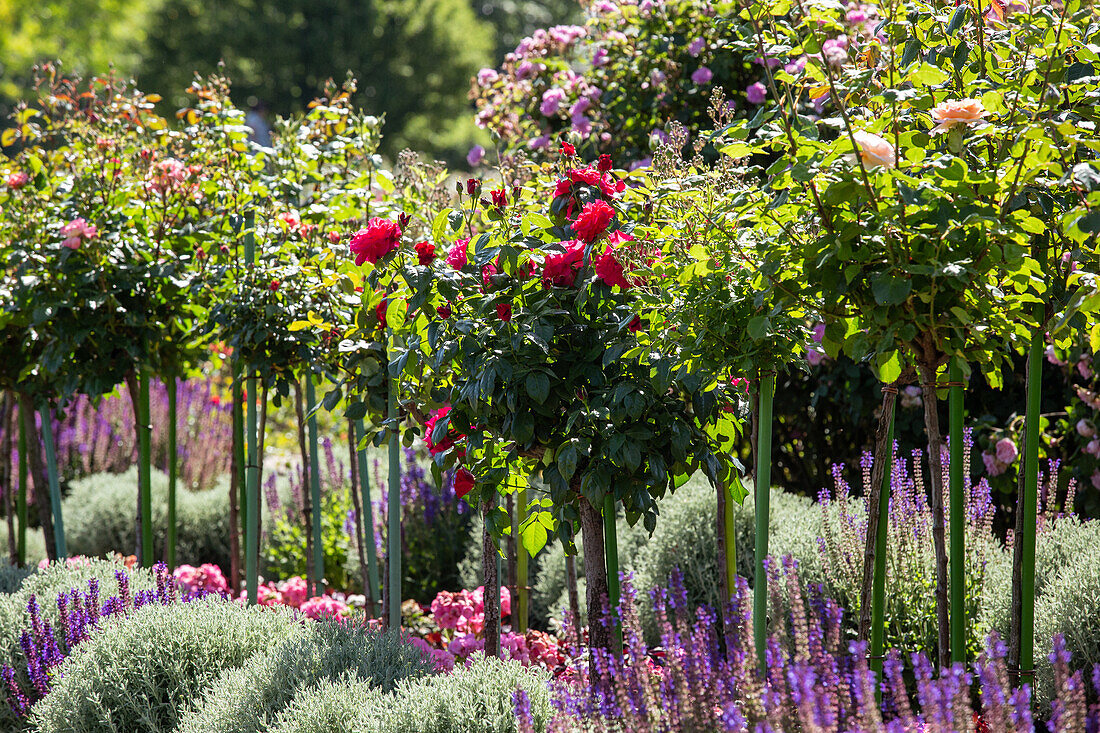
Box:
xmin=918 ymin=361 xmax=951 ymax=669
xmin=482 ymin=499 xmax=500 ymax=658
xmin=858 ymin=383 xmax=898 ymax=640
xmin=578 ymin=495 xmax=612 ymax=655
xmin=18 ymin=394 xmax=56 ymax=561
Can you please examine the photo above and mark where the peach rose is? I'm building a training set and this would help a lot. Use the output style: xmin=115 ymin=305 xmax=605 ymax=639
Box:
xmin=931 ymin=98 xmax=987 ymax=134
xmin=850 ymin=131 xmax=895 ymax=169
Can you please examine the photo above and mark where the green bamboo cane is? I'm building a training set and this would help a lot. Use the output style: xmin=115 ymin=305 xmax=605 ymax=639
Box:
xmin=167 ymin=376 xmax=178 ymax=569
xmin=244 ymin=215 xmax=260 ymax=604
xmin=231 ymin=366 xmax=246 ymax=589
xmin=305 ymin=375 xmax=324 ymax=599
xmin=870 ymin=403 xmax=895 ymax=697
xmin=516 ymin=486 xmax=529 ymax=632
xmin=753 ymin=373 xmax=775 ymax=672
xmin=1017 ymin=314 xmax=1043 ymax=687
xmin=948 ymin=359 xmax=966 ymax=663
xmin=386 ymin=327 xmax=402 ymax=629
xmin=723 ymin=483 xmax=737 ymax=601
xmin=16 ymin=416 xmax=27 ymax=566
xmin=38 ymin=405 xmax=66 ymax=559
xmin=137 ymin=370 xmax=154 ymax=567
xmin=354 ymin=419 xmax=382 ymax=617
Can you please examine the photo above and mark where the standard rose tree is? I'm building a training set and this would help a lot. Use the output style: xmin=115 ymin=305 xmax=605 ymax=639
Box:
xmin=725 ymin=0 xmax=1100 ymax=677
xmin=340 ymin=149 xmax=735 ymax=655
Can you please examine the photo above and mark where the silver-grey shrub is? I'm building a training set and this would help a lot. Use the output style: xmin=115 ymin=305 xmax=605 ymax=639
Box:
xmin=62 ymin=468 xmax=232 ymax=570
xmin=176 ymin=621 xmax=434 ymax=733
xmin=355 ymin=655 xmax=551 ymax=733
xmin=29 ymin=596 xmax=302 ymax=733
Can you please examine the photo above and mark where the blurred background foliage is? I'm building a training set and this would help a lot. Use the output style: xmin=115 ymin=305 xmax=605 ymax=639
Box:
xmin=0 ymin=0 xmax=577 ymax=163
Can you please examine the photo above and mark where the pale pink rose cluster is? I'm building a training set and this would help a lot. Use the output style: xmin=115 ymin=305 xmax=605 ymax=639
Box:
xmin=60 ymin=218 xmax=98 ymax=250
xmin=430 ymin=585 xmax=511 ymax=634
xmin=173 ymin=563 xmax=229 ymax=595
xmin=982 ymin=437 xmax=1018 ymax=477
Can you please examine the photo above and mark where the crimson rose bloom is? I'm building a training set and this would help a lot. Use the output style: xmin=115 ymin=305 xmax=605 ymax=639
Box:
xmin=598 ymin=154 xmax=613 ymax=172
xmin=454 ymin=468 xmax=475 ymax=499
xmin=425 ymin=405 xmax=464 ymax=455
xmin=560 ymin=142 xmax=576 ymax=156
xmin=496 ymin=303 xmax=513 ymax=322
xmin=542 ymin=240 xmax=586 ymax=288
xmin=573 ymin=200 xmax=615 ymax=243
xmin=349 ymin=218 xmax=402 ymax=266
xmin=437 ymin=304 xmax=452 ymax=319
xmin=490 ymin=189 xmax=508 ymax=209
xmin=415 ymin=240 xmax=436 ymax=266
xmin=594 ymin=231 xmax=635 ymax=289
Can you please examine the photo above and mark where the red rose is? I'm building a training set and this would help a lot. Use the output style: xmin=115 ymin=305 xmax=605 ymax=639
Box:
xmin=454 ymin=468 xmax=475 ymax=499
xmin=490 ymin=189 xmax=507 ymax=209
xmin=466 ymin=178 xmax=480 ymax=196
xmin=598 ymin=154 xmax=613 ymax=172
xmin=497 ymin=303 xmax=513 ymax=322
xmin=541 ymin=240 xmax=586 ymax=288
xmin=415 ymin=240 xmax=436 ymax=266
xmin=560 ymin=142 xmax=576 ymax=156
xmin=437 ymin=304 xmax=452 ymax=319
xmin=6 ymin=172 xmax=29 ymax=189
xmin=327 ymin=231 xmax=341 ymax=244
xmin=375 ymin=299 xmax=388 ymax=325
xmin=594 ymin=231 xmax=635 ymax=289
xmin=425 ymin=405 xmax=465 ymax=455
xmin=572 ymin=200 xmax=615 ymax=243
xmin=349 ymin=218 xmax=402 ymax=266
xmin=482 ymin=262 xmax=498 ymax=289
xmin=269 ymin=280 xmax=280 ymax=291
xmin=628 ymin=315 xmax=643 ymax=332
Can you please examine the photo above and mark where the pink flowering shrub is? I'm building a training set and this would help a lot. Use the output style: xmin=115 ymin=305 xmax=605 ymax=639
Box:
xmin=470 ymin=0 xmax=760 ymax=164
xmin=172 ymin=563 xmax=229 ymax=595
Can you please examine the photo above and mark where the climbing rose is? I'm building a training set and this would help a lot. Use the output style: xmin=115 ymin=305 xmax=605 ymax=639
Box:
xmin=573 ymin=200 xmax=615 ymax=242
xmin=542 ymin=240 xmax=586 ymax=288
xmin=850 ymin=131 xmax=895 ymax=169
xmin=497 ymin=303 xmax=513 ymax=321
xmin=415 ymin=240 xmax=436 ymax=266
xmin=454 ymin=468 xmax=475 ymax=499
xmin=349 ymin=218 xmax=402 ymax=266
xmin=930 ymin=98 xmax=987 ymax=134
xmin=446 ymin=239 xmax=469 ymax=270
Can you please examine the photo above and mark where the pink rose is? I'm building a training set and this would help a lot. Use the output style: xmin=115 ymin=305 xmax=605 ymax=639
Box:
xmin=60 ymin=218 xmax=98 ymax=250
xmin=300 ymin=596 xmax=349 ymax=620
xmin=931 ymin=98 xmax=987 ymax=135
xmin=349 ymin=218 xmax=402 ymax=266
xmin=1092 ymin=471 xmax=1100 ymax=491
xmin=1077 ymin=419 xmax=1096 ymax=439
xmin=807 ymin=347 xmax=825 ymax=366
xmin=6 ymin=171 xmax=29 ymax=189
xmin=542 ymin=240 xmax=586 ymax=288
xmin=812 ymin=323 xmax=826 ymax=343
xmin=1085 ymin=439 xmax=1100 ymax=458
xmin=850 ymin=131 xmax=895 ymax=169
xmin=446 ymin=238 xmax=469 ymax=270
xmin=982 ymin=451 xmax=1005 ymax=477
xmin=279 ymin=576 xmax=310 ymax=608
xmin=995 ymin=438 xmax=1018 ymax=465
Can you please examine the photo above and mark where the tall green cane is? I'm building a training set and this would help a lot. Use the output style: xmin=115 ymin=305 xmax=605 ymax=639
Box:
xmin=38 ymin=406 xmax=66 ymax=559
xmin=305 ymin=376 xmax=325 ymax=599
xmin=722 ymin=482 xmax=737 ymax=601
xmin=354 ymin=419 xmax=382 ymax=617
xmin=17 ymin=417 xmax=27 ymax=566
xmin=231 ymin=366 xmax=246 ymax=589
xmin=753 ymin=373 xmax=775 ymax=672
xmin=244 ymin=216 xmax=261 ymax=604
xmin=166 ymin=377 xmax=178 ymax=568
xmin=137 ymin=370 xmax=154 ymax=567
xmin=386 ymin=327 xmax=402 ymax=630
xmin=1015 ymin=312 xmax=1043 ymax=687
xmin=603 ymin=494 xmax=621 ymax=651
xmin=948 ymin=359 xmax=966 ymax=663
xmin=869 ymin=401 xmax=895 ymax=696
xmin=516 ymin=486 xmax=529 ymax=632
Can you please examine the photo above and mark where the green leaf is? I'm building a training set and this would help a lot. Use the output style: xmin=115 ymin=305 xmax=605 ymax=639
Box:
xmin=747 ymin=315 xmax=771 ymax=340
xmin=288 ymin=320 xmax=313 ymax=332
xmin=344 ymin=401 xmax=368 ymax=420
xmin=558 ymin=444 xmax=578 ymax=480
xmin=386 ymin=299 xmax=408 ymax=328
xmin=520 ymin=520 xmax=548 ymax=557
xmin=447 ymin=210 xmax=465 ymax=233
xmin=947 ymin=5 xmax=969 ymax=33
xmin=526 ymin=372 xmax=550 ymax=404
xmin=727 ymin=473 xmax=748 ymax=505
xmin=875 ymin=350 xmax=902 ymax=383
xmin=870 ymin=273 xmax=912 ymax=306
